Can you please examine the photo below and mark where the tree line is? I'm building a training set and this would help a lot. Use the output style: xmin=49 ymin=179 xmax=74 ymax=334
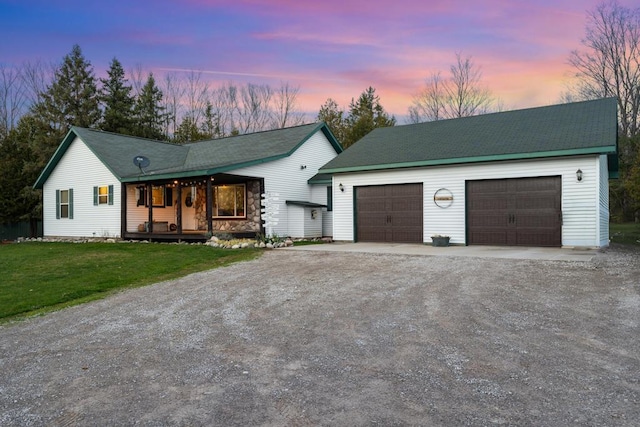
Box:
xmin=0 ymin=0 xmax=638 ymax=228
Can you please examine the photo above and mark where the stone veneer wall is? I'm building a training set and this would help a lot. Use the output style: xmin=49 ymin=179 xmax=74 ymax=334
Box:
xmin=195 ymin=180 xmax=262 ymax=233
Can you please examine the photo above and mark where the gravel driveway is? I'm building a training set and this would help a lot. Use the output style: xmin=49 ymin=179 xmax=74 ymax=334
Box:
xmin=1 ymin=245 xmax=639 ymax=426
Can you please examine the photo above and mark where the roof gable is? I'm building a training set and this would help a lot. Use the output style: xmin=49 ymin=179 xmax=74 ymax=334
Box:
xmin=34 ymin=122 xmax=343 ymax=188
xmin=320 ymin=98 xmax=618 ymax=174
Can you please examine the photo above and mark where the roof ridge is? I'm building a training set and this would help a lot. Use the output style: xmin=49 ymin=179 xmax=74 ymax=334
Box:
xmin=393 ymin=97 xmax=617 ymax=129
xmin=183 ymin=121 xmax=321 ymax=145
xmin=71 ymin=126 xmax=182 ymax=146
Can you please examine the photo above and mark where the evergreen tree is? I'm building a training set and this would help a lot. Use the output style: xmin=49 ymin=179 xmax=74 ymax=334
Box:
xmin=32 ymin=44 xmax=100 ymax=132
xmin=317 ymin=98 xmax=347 ymax=143
xmin=201 ymin=101 xmax=222 ymax=139
xmin=174 ymin=115 xmax=202 ymax=143
xmin=343 ymin=87 xmax=396 ymax=148
xmin=132 ymin=73 xmax=168 ymax=140
xmin=0 ymin=115 xmax=42 ymax=229
xmin=99 ymin=57 xmax=134 ymax=134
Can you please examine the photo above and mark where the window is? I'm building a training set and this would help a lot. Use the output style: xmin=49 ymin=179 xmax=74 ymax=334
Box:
xmin=213 ymin=184 xmax=245 ymax=218
xmin=56 ymin=189 xmax=73 ymax=219
xmin=327 ymin=186 xmax=333 ymax=211
xmin=136 ymin=185 xmax=172 ymax=208
xmin=94 ymin=185 xmax=114 ymax=205
xmin=152 ymin=186 xmax=165 ymax=207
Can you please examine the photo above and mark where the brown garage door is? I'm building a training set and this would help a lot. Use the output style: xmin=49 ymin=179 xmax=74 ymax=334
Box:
xmin=356 ymin=183 xmax=423 ymax=243
xmin=467 ymin=176 xmax=561 ymax=247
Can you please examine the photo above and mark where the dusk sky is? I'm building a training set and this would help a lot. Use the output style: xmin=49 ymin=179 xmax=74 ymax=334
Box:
xmin=0 ymin=0 xmax=615 ymax=122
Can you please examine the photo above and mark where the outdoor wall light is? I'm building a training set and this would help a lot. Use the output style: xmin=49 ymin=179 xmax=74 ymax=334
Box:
xmin=339 ymin=183 xmax=345 ymax=192
xmin=576 ymin=169 xmax=583 ymax=182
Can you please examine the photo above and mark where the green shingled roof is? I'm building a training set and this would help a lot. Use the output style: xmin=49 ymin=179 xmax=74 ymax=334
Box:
xmin=319 ymin=98 xmax=618 ymax=174
xmin=34 ymin=122 xmax=342 ymax=188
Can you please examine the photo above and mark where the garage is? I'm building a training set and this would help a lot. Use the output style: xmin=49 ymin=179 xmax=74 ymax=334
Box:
xmin=356 ymin=183 xmax=423 ymax=243
xmin=322 ymin=98 xmax=617 ymax=247
xmin=467 ymin=176 xmax=562 ymax=247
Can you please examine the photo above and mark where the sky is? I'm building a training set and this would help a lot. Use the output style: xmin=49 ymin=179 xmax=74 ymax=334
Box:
xmin=0 ymin=0 xmax=616 ymax=122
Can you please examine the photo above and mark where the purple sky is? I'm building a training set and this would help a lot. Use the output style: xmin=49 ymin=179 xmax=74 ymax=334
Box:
xmin=0 ymin=0 xmax=611 ymax=121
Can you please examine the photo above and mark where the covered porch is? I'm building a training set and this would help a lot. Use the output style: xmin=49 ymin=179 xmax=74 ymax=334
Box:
xmin=121 ymin=173 xmax=264 ymax=242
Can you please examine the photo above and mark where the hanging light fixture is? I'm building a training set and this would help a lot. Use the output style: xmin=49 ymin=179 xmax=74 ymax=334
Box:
xmin=576 ymin=169 xmax=583 ymax=182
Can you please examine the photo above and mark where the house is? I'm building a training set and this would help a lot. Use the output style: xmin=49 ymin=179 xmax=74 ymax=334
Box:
xmin=319 ymin=98 xmax=618 ymax=248
xmin=33 ymin=123 xmax=342 ymax=241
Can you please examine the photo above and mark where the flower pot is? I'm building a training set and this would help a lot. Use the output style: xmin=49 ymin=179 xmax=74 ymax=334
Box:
xmin=431 ymin=236 xmax=450 ymax=247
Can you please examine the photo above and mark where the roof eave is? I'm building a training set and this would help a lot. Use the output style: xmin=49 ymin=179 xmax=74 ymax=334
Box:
xmin=33 ymin=128 xmax=78 ymax=189
xmin=320 ymin=146 xmax=617 ymax=174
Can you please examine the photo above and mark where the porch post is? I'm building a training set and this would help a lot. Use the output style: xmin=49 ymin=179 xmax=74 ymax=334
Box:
xmin=176 ymin=184 xmax=183 ymax=234
xmin=121 ymin=183 xmax=127 ymax=238
xmin=147 ymin=183 xmax=153 ymax=232
xmin=206 ymin=178 xmax=213 ymax=233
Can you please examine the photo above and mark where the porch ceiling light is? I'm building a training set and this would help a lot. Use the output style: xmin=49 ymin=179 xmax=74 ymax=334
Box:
xmin=576 ymin=169 xmax=583 ymax=182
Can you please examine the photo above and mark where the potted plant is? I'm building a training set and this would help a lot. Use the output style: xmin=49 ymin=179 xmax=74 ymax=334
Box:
xmin=431 ymin=234 xmax=450 ymax=247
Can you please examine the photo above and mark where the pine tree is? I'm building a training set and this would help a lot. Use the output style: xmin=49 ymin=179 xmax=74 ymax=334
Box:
xmin=32 ymin=44 xmax=100 ymax=132
xmin=132 ymin=73 xmax=168 ymax=140
xmin=343 ymin=87 xmax=395 ymax=148
xmin=0 ymin=115 xmax=42 ymax=226
xmin=317 ymin=98 xmax=347 ymax=143
xmin=99 ymin=58 xmax=134 ymax=134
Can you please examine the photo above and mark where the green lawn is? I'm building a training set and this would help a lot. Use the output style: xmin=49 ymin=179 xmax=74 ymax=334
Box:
xmin=610 ymin=222 xmax=640 ymax=246
xmin=0 ymin=242 xmax=261 ymax=322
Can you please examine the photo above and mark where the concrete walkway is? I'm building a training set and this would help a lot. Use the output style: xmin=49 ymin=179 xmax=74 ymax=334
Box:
xmin=283 ymin=242 xmax=600 ymax=261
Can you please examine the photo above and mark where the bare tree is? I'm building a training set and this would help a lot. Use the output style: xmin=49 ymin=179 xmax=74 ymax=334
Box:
xmin=408 ymin=53 xmax=495 ymax=123
xmin=272 ymin=82 xmax=306 ymax=128
xmin=236 ymin=83 xmax=272 ymax=134
xmin=211 ymin=81 xmax=240 ymax=136
xmin=568 ymin=0 xmax=640 ymax=137
xmin=159 ymin=72 xmax=183 ymax=137
xmin=408 ymin=72 xmax=446 ymax=122
xmin=183 ymin=71 xmax=210 ymax=126
xmin=128 ymin=64 xmax=146 ymax=98
xmin=20 ymin=60 xmax=53 ymax=107
xmin=0 ymin=65 xmax=27 ymax=138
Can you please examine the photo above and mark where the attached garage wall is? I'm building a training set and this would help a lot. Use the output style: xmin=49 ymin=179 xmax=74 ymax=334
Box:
xmin=332 ymin=155 xmax=606 ymax=247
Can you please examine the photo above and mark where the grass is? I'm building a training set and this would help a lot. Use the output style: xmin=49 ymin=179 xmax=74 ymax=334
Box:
xmin=610 ymin=222 xmax=640 ymax=246
xmin=0 ymin=242 xmax=261 ymax=322
xmin=292 ymin=239 xmax=327 ymax=246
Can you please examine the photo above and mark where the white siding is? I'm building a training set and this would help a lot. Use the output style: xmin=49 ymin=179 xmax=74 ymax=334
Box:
xmin=333 ymin=155 xmax=605 ymax=247
xmin=310 ymin=184 xmax=333 ymax=237
xmin=597 ymin=155 xmax=610 ymax=247
xmin=232 ymin=131 xmax=338 ymax=237
xmin=287 ymin=204 xmax=323 ymax=238
xmin=43 ymin=137 xmax=121 ymax=238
